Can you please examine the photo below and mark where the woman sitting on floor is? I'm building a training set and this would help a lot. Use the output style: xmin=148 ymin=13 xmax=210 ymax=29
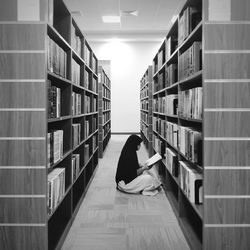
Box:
xmin=115 ymin=134 xmax=161 ymax=196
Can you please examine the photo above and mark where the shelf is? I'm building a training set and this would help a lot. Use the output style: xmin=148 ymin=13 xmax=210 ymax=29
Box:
xmin=48 ymin=71 xmax=72 ymax=84
xmin=48 ymin=150 xmax=71 ymax=171
xmin=48 ymin=115 xmax=71 ymax=123
xmin=178 ymin=70 xmax=202 ymax=86
xmin=72 ymin=49 xmax=85 ymax=65
xmin=103 ymin=109 xmax=111 ymax=113
xmin=141 ymin=109 xmax=149 ymax=113
xmin=179 ymin=187 xmax=203 ymax=220
xmin=162 ymin=160 xmax=179 ymax=186
xmin=47 ymin=24 xmax=71 ymax=51
xmin=179 ymin=21 xmax=202 ymax=53
xmin=179 ymin=116 xmax=202 ymax=123
xmin=48 ymin=186 xmax=71 ymax=220
xmin=166 ymin=48 xmax=178 ymax=65
xmin=140 ymin=96 xmax=149 ymax=101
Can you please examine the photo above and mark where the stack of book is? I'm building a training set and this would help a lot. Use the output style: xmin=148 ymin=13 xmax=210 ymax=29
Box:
xmin=179 ymin=161 xmax=203 ymax=204
xmin=165 ymin=63 xmax=178 ymax=87
xmin=72 ymin=123 xmax=81 ymax=148
xmin=178 ymin=126 xmax=202 ymax=165
xmin=72 ymin=59 xmax=80 ymax=86
xmin=179 ymin=87 xmax=202 ymax=119
xmin=47 ymin=80 xmax=61 ymax=119
xmin=166 ymin=121 xmax=178 ymax=148
xmin=47 ymin=36 xmax=67 ymax=78
xmin=179 ymin=41 xmax=202 ymax=80
xmin=84 ymin=95 xmax=91 ymax=113
xmin=165 ymin=147 xmax=178 ymax=177
xmin=72 ymin=92 xmax=81 ymax=115
xmin=47 ymin=130 xmax=64 ymax=167
xmin=71 ymin=154 xmax=80 ymax=182
xmin=71 ymin=25 xmax=81 ymax=55
xmin=47 ymin=168 xmax=65 ymax=215
xmin=178 ymin=6 xmax=202 ymax=45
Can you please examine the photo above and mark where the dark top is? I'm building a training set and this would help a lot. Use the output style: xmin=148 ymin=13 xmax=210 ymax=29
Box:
xmin=115 ymin=134 xmax=142 ymax=184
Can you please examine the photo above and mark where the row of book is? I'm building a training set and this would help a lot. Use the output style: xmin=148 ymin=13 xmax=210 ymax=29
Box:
xmin=71 ymin=154 xmax=80 ymax=183
xmin=103 ymin=122 xmax=111 ymax=137
xmin=141 ymin=112 xmax=149 ymax=124
xmin=180 ymin=161 xmax=203 ymax=204
xmin=165 ymin=36 xmax=178 ymax=61
xmin=140 ymin=87 xmax=148 ymax=99
xmin=71 ymin=25 xmax=82 ymax=56
xmin=153 ymin=94 xmax=178 ymax=115
xmin=84 ymin=45 xmax=91 ymax=68
xmin=103 ymin=112 xmax=111 ymax=124
xmin=153 ymin=134 xmax=165 ymax=156
xmin=141 ymin=100 xmax=149 ymax=110
xmin=72 ymin=92 xmax=81 ymax=115
xmin=178 ymin=6 xmax=202 ymax=45
xmin=164 ymin=148 xmax=203 ymax=204
xmin=153 ymin=119 xmax=178 ymax=149
xmin=48 ymin=80 xmax=61 ymax=119
xmin=141 ymin=122 xmax=149 ymax=139
xmin=165 ymin=63 xmax=178 ymax=87
xmin=103 ymin=86 xmax=111 ymax=99
xmin=84 ymin=95 xmax=92 ymax=113
xmin=72 ymin=123 xmax=81 ymax=148
xmin=140 ymin=74 xmax=149 ymax=88
xmin=72 ymin=59 xmax=81 ymax=86
xmin=47 ymin=36 xmax=67 ymax=79
xmin=179 ymin=87 xmax=202 ymax=119
xmin=154 ymin=72 xmax=164 ymax=92
xmin=179 ymin=41 xmax=202 ymax=81
xmin=47 ymin=167 xmax=65 ymax=215
xmin=178 ymin=126 xmax=202 ymax=165
xmin=103 ymin=100 xmax=110 ymax=110
xmin=47 ymin=130 xmax=64 ymax=168
xmin=98 ymin=71 xmax=110 ymax=86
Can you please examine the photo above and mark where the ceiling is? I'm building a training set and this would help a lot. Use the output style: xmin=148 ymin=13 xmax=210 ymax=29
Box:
xmin=64 ymin=0 xmax=185 ymax=42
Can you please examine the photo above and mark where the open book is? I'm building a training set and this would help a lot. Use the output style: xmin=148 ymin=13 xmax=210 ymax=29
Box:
xmin=144 ymin=153 xmax=162 ymax=169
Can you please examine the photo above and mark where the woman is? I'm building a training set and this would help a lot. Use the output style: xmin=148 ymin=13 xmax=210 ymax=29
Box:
xmin=115 ymin=134 xmax=161 ymax=196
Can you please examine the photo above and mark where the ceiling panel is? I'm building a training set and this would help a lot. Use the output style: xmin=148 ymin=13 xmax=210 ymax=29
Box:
xmin=64 ymin=0 xmax=185 ymax=41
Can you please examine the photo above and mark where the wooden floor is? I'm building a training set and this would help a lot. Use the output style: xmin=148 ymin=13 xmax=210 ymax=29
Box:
xmin=62 ymin=135 xmax=190 ymax=250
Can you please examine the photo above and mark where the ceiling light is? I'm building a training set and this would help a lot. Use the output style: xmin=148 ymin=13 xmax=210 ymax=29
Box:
xmin=121 ymin=10 xmax=139 ymax=17
xmin=102 ymin=15 xmax=121 ymax=23
xmin=71 ymin=10 xmax=83 ymax=16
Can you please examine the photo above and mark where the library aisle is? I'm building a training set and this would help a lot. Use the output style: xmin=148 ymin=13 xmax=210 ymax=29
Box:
xmin=62 ymin=135 xmax=190 ymax=250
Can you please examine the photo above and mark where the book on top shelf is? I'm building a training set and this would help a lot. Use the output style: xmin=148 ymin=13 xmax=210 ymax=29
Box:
xmin=144 ymin=152 xmax=162 ymax=168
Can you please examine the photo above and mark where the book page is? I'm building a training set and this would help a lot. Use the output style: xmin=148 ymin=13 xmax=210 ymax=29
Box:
xmin=144 ymin=153 xmax=162 ymax=168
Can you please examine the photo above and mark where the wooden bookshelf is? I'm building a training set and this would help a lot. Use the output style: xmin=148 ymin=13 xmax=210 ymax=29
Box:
xmin=98 ymin=66 xmax=111 ymax=158
xmin=0 ymin=0 xmax=99 ymax=249
xmin=144 ymin=0 xmax=250 ymax=249
xmin=140 ymin=66 xmax=154 ymax=157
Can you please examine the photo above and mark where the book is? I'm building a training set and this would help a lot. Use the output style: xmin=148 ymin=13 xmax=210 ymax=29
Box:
xmin=144 ymin=152 xmax=162 ymax=168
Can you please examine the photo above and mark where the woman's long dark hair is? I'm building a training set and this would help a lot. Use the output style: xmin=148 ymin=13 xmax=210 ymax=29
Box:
xmin=115 ymin=134 xmax=142 ymax=184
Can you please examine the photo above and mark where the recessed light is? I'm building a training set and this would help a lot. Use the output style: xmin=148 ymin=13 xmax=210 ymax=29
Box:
xmin=102 ymin=15 xmax=121 ymax=23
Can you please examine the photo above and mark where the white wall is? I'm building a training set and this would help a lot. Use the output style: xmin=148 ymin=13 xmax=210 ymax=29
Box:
xmin=90 ymin=40 xmax=161 ymax=133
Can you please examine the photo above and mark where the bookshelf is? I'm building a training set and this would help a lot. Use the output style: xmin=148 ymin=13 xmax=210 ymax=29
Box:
xmin=143 ymin=0 xmax=250 ymax=249
xmin=0 ymin=0 xmax=99 ymax=249
xmin=140 ymin=66 xmax=154 ymax=157
xmin=98 ymin=65 xmax=111 ymax=158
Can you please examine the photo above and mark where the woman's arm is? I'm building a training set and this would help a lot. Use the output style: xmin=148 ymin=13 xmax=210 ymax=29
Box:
xmin=137 ymin=164 xmax=149 ymax=175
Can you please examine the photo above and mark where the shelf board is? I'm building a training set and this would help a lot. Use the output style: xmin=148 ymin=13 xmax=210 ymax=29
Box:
xmin=48 ymin=115 xmax=71 ymax=123
xmin=178 ymin=151 xmax=203 ymax=172
xmin=103 ymin=96 xmax=111 ymax=101
xmin=48 ymin=150 xmax=71 ymax=171
xmin=178 ymin=70 xmax=202 ymax=86
xmin=166 ymin=114 xmax=178 ymax=119
xmin=85 ymin=111 xmax=98 ymax=116
xmin=103 ymin=109 xmax=111 ymax=113
xmin=179 ymin=116 xmax=202 ymax=123
xmin=140 ymin=96 xmax=149 ymax=101
xmin=72 ymin=113 xmax=85 ymax=119
xmin=84 ymin=88 xmax=98 ymax=96
xmin=72 ymin=83 xmax=85 ymax=91
xmin=166 ymin=81 xmax=179 ymax=91
xmin=47 ymin=24 xmax=71 ymax=51
xmin=47 ymin=71 xmax=72 ymax=84
xmin=72 ymin=49 xmax=85 ymax=65
xmin=48 ymin=185 xmax=71 ymax=220
xmin=166 ymin=47 xmax=178 ymax=65
xmin=153 ymin=87 xmax=167 ymax=96
xmin=141 ymin=109 xmax=149 ymax=113
xmin=103 ymin=119 xmax=111 ymax=126
xmin=162 ymin=160 xmax=179 ymax=186
xmin=141 ymin=119 xmax=149 ymax=127
xmin=179 ymin=21 xmax=202 ymax=53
